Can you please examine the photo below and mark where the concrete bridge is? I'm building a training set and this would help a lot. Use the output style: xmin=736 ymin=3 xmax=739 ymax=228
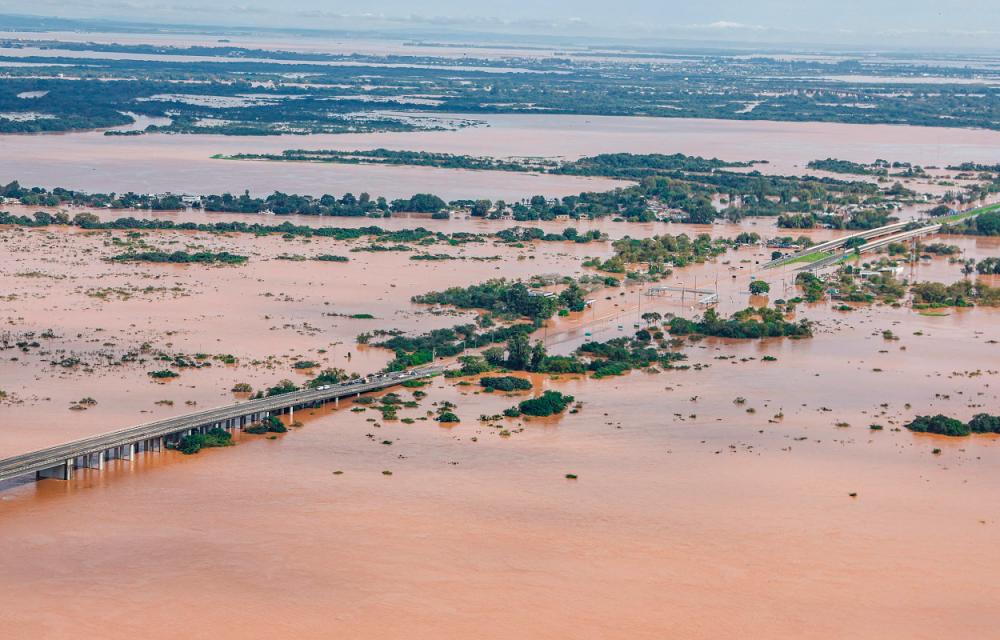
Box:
xmin=763 ymin=221 xmax=914 ymax=269
xmin=764 ymin=202 xmax=999 ymax=271
xmin=0 ymin=367 xmax=443 ymax=484
xmin=793 ymin=223 xmax=948 ymax=274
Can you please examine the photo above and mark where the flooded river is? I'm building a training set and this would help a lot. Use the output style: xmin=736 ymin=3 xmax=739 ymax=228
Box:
xmin=2 ymin=113 xmax=1000 ymax=637
xmin=2 ymin=114 xmax=999 ymax=201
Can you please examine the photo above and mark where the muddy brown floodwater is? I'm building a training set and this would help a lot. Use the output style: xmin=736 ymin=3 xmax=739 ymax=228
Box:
xmin=2 ymin=191 xmax=1000 ymax=636
xmin=3 ymin=114 xmax=1000 ymax=200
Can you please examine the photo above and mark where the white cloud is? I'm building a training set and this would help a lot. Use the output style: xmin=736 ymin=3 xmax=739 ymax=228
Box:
xmin=697 ymin=21 xmax=768 ymax=31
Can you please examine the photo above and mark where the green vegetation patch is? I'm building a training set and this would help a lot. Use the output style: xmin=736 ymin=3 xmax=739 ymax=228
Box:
xmin=516 ymin=391 xmax=575 ymax=417
xmin=905 ymin=414 xmax=1000 ymax=437
xmin=479 ymin=376 xmax=533 ymax=392
xmin=173 ymin=428 xmax=233 ymax=454
xmin=111 ymin=250 xmax=248 ymax=265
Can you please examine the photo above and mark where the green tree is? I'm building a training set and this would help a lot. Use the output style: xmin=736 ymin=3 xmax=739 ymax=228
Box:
xmin=559 ymin=282 xmax=586 ymax=312
xmin=749 ymin=280 xmax=771 ymax=296
xmin=72 ymin=212 xmax=100 ymax=227
xmin=482 ymin=346 xmax=506 ymax=367
xmin=685 ymin=198 xmax=717 ymax=224
xmin=976 ymin=211 xmax=1000 ymax=235
xmin=471 ymin=199 xmax=492 ymax=217
xmin=506 ymin=333 xmax=532 ymax=371
xmin=517 ymin=391 xmax=575 ymax=417
xmin=529 ymin=340 xmax=547 ymax=371
xmin=457 ymin=355 xmax=490 ymax=375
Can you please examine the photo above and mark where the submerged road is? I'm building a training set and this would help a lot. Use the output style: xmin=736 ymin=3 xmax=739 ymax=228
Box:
xmin=0 ymin=366 xmax=444 ymax=483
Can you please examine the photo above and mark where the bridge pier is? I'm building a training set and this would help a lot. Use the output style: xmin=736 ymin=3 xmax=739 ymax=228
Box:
xmin=80 ymin=451 xmax=105 ymax=471
xmin=36 ymin=458 xmax=74 ymax=481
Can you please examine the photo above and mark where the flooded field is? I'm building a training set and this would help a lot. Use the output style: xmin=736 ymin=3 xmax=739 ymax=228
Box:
xmin=2 ymin=64 xmax=1000 ymax=636
xmin=2 ymin=114 xmax=1000 ymax=200
xmin=2 ymin=210 xmax=1000 ymax=637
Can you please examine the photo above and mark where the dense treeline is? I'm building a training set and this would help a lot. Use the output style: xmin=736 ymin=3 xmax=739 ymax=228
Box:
xmin=668 ymin=307 xmax=812 ymax=339
xmin=777 ymin=210 xmax=897 ymax=230
xmin=599 ymin=233 xmax=732 ymax=270
xmin=496 ymin=226 xmax=603 ymax=243
xmin=228 ymin=150 xmax=754 ymax=178
xmin=412 ymin=280 xmax=562 ymax=321
xmin=942 ymin=210 xmax=1000 ymax=236
xmin=376 ymin=322 xmax=536 ymax=370
xmin=910 ymin=280 xmax=1000 ymax=307
xmin=0 ymin=159 xmax=901 ymax=225
xmin=550 ymin=153 xmax=756 ymax=177
xmin=110 ymin=250 xmax=248 ymax=265
xmin=807 ymin=158 xmax=885 ymax=176
xmin=223 ymin=148 xmax=545 ymax=172
xmin=390 ymin=193 xmax=447 ymax=213
xmin=214 ymin=151 xmax=883 ymax=223
xmin=479 ymin=376 xmax=533 ymax=392
xmin=201 ymin=190 xmax=387 ymax=215
xmin=976 ymin=258 xmax=1000 ymax=275
xmin=578 ymin=336 xmax=687 ymax=377
xmin=906 ymin=414 xmax=1000 ymax=436
xmin=3 ymin=180 xmax=186 ymax=210
xmin=0 ymin=209 xmax=461 ymax=241
xmin=1 ymin=181 xmax=455 ymax=217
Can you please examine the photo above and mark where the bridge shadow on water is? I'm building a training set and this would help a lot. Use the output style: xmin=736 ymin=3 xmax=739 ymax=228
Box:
xmin=0 ymin=452 xmax=182 ymax=499
xmin=0 ymin=475 xmax=37 ymax=493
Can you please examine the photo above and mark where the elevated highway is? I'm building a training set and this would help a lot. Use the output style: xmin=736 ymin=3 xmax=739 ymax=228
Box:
xmin=794 ymin=223 xmax=946 ymax=274
xmin=764 ymin=202 xmax=1000 ymax=271
xmin=764 ymin=220 xmax=913 ymax=269
xmin=0 ymin=367 xmax=443 ymax=484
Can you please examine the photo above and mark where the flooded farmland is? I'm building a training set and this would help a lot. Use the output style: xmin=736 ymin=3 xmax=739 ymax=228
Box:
xmin=2 ymin=205 xmax=1000 ymax=637
xmin=2 ymin=25 xmax=1000 ymax=636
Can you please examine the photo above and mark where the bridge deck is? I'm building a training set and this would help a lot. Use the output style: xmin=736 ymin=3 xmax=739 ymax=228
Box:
xmin=763 ymin=202 xmax=999 ymax=271
xmin=0 ymin=367 xmax=443 ymax=483
xmin=793 ymin=223 xmax=946 ymax=274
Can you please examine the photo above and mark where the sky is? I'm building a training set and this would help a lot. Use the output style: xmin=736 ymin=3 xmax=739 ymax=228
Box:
xmin=4 ymin=1 xmax=1000 ymax=50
